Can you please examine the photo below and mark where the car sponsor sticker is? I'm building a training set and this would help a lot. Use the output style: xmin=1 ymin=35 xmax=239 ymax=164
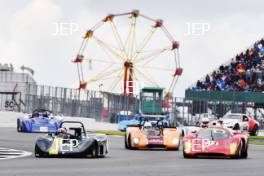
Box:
xmin=184 ymin=139 xmax=219 ymax=152
xmin=203 ymin=140 xmax=219 ymax=148
xmin=49 ymin=138 xmax=79 ymax=155
xmin=60 ymin=139 xmax=79 ymax=152
xmin=148 ymin=137 xmax=163 ymax=144
xmin=39 ymin=127 xmax=48 ymax=132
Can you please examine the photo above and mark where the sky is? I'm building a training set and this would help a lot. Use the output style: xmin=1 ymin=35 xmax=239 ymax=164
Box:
xmin=0 ymin=0 xmax=264 ymax=97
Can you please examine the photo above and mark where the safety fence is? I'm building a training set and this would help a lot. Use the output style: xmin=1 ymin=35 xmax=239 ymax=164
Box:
xmin=0 ymin=84 xmax=264 ymax=128
xmin=0 ymin=84 xmax=139 ymax=123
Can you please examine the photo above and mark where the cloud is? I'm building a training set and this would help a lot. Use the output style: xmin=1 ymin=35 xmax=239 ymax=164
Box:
xmin=1 ymin=0 xmax=264 ymax=97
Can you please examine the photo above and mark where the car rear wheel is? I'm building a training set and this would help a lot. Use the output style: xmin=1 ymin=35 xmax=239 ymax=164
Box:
xmin=251 ymin=125 xmax=259 ymax=136
xmin=233 ymin=123 xmax=240 ymax=130
xmin=181 ymin=129 xmax=185 ymax=137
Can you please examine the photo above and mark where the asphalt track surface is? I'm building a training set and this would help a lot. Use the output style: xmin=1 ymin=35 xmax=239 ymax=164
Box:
xmin=0 ymin=128 xmax=263 ymax=176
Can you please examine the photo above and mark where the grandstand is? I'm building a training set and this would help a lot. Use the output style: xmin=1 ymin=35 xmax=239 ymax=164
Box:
xmin=186 ymin=38 xmax=264 ymax=104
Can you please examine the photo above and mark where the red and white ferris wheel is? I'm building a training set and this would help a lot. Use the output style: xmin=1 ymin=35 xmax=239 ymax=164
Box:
xmin=73 ymin=10 xmax=182 ymax=97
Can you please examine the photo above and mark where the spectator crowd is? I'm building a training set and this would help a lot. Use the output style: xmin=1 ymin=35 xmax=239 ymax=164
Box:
xmin=192 ymin=39 xmax=264 ymax=92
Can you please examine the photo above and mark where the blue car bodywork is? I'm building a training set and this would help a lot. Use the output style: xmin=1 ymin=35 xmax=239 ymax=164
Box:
xmin=118 ymin=116 xmax=140 ymax=131
xmin=117 ymin=114 xmax=170 ymax=131
xmin=17 ymin=109 xmax=63 ymax=133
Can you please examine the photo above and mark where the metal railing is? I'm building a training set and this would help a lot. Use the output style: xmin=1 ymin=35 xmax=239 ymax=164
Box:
xmin=0 ymin=84 xmax=264 ymax=128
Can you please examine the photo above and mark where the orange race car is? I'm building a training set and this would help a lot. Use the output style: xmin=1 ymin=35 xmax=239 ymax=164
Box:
xmin=124 ymin=119 xmax=180 ymax=150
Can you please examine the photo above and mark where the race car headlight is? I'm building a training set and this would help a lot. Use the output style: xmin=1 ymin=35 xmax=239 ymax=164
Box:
xmin=172 ymin=138 xmax=179 ymax=145
xmin=184 ymin=140 xmax=192 ymax=153
xmin=133 ymin=138 xmax=140 ymax=144
xmin=230 ymin=143 xmax=238 ymax=155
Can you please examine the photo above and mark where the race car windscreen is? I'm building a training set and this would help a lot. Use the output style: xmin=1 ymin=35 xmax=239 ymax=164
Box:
xmin=197 ymin=129 xmax=231 ymax=140
xmin=61 ymin=123 xmax=85 ymax=136
xmin=144 ymin=129 xmax=161 ymax=136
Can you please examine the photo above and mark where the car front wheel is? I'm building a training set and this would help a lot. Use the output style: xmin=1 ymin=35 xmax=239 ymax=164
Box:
xmin=241 ymin=146 xmax=248 ymax=159
xmin=17 ymin=119 xmax=22 ymax=132
xmin=231 ymin=141 xmax=242 ymax=159
xmin=91 ymin=143 xmax=98 ymax=158
xmin=124 ymin=134 xmax=129 ymax=149
xmin=35 ymin=145 xmax=46 ymax=158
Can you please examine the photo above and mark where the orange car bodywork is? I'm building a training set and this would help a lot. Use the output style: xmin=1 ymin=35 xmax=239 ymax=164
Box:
xmin=125 ymin=126 xmax=180 ymax=150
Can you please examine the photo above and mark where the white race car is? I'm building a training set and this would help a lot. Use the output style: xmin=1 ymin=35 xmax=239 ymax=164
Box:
xmin=221 ymin=113 xmax=248 ymax=131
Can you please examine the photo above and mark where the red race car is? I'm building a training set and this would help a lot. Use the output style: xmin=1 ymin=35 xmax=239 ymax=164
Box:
xmin=183 ymin=127 xmax=248 ymax=159
xmin=242 ymin=114 xmax=260 ymax=136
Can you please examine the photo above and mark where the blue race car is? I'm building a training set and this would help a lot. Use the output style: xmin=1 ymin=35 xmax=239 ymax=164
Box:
xmin=117 ymin=113 xmax=141 ymax=131
xmin=17 ymin=109 xmax=63 ymax=133
xmin=118 ymin=117 xmax=139 ymax=131
xmin=117 ymin=113 xmax=170 ymax=131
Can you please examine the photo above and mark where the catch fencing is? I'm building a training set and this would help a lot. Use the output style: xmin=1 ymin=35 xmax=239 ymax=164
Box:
xmin=0 ymin=84 xmax=264 ymax=128
xmin=0 ymin=84 xmax=139 ymax=123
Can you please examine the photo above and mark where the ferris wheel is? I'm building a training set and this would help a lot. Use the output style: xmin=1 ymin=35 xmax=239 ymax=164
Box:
xmin=73 ymin=10 xmax=182 ymax=97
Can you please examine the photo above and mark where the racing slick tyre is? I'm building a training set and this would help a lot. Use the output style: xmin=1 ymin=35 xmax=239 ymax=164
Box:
xmin=231 ymin=141 xmax=242 ymax=159
xmin=127 ymin=135 xmax=137 ymax=150
xmin=250 ymin=125 xmax=259 ymax=136
xmin=124 ymin=134 xmax=129 ymax=149
xmin=241 ymin=146 xmax=248 ymax=159
xmin=17 ymin=119 xmax=22 ymax=132
xmin=240 ymin=139 xmax=248 ymax=159
xmin=181 ymin=129 xmax=185 ymax=137
xmin=91 ymin=142 xmax=99 ymax=158
xmin=35 ymin=144 xmax=47 ymax=158
xmin=233 ymin=123 xmax=240 ymax=130
xmin=127 ymin=135 xmax=132 ymax=149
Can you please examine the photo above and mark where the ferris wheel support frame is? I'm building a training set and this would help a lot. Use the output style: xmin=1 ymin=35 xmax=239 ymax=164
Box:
xmin=73 ymin=10 xmax=182 ymax=97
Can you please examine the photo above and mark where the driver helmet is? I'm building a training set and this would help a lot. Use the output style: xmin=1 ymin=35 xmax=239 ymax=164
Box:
xmin=144 ymin=122 xmax=152 ymax=129
xmin=57 ymin=127 xmax=67 ymax=134
xmin=49 ymin=113 xmax=54 ymax=119
xmin=210 ymin=121 xmax=222 ymax=127
xmin=201 ymin=117 xmax=209 ymax=128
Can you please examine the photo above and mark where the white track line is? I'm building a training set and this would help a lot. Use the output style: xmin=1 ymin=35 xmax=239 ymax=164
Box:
xmin=0 ymin=147 xmax=32 ymax=160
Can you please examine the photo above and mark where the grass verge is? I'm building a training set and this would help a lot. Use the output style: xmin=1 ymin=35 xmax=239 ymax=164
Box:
xmin=93 ymin=130 xmax=125 ymax=136
xmin=91 ymin=131 xmax=264 ymax=144
xmin=248 ymin=136 xmax=264 ymax=139
xmin=249 ymin=142 xmax=264 ymax=145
